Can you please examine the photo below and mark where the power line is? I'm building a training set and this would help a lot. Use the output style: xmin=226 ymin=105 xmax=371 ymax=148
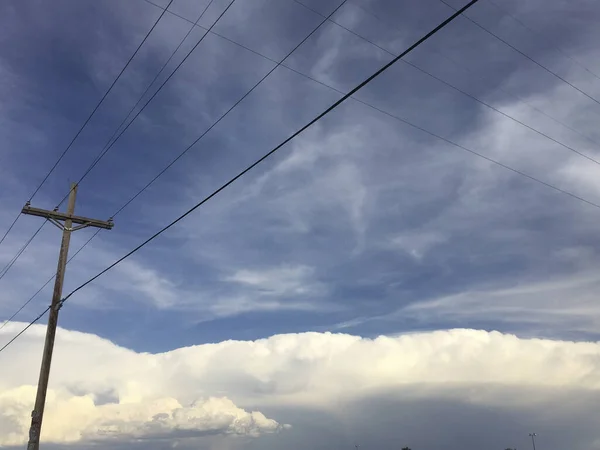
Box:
xmin=0 ymin=306 xmax=50 ymax=354
xmin=5 ymin=0 xmax=600 ymax=354
xmin=0 ymin=215 xmax=20 ymax=247
xmin=30 ymin=0 xmax=175 ymax=202
xmin=0 ymin=0 xmax=175 ymax=243
xmin=0 ymin=222 xmax=46 ymax=283
xmin=348 ymin=101 xmax=600 ymax=210
xmin=84 ymin=0 xmax=217 ymax=174
xmin=42 ymin=0 xmax=600 ymax=299
xmin=140 ymin=0 xmax=311 ymax=71
xmin=0 ymin=0 xmax=346 ymax=332
xmin=11 ymin=0 xmax=600 ymax=316
xmin=12 ymin=0 xmax=600 ymax=305
xmin=350 ymin=2 xmax=600 ymax=166
xmin=295 ymin=0 xmax=600 ymax=167
xmin=0 ymin=229 xmax=101 ymax=331
xmin=0 ymin=0 xmax=218 ymax=331
xmin=0 ymin=0 xmax=175 ymax=287
xmin=0 ymin=0 xmax=483 ymax=348
xmin=486 ymin=0 xmax=600 ymax=84
xmin=56 ymin=0 xmax=349 ymax=223
xmin=111 ymin=0 xmax=350 ymax=217
xmin=54 ymin=0 xmax=238 ymax=209
xmin=438 ymin=0 xmax=600 ymax=109
xmin=0 ymin=0 xmax=237 ymax=335
xmin=137 ymin=0 xmax=600 ymax=163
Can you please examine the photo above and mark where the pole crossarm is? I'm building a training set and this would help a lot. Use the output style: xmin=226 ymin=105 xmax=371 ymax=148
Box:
xmin=22 ymin=204 xmax=113 ymax=230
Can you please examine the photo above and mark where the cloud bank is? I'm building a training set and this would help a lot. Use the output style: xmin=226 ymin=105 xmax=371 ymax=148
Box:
xmin=1 ymin=325 xmax=600 ymax=448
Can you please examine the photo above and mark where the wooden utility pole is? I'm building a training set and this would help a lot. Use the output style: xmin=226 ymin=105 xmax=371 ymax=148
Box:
xmin=21 ymin=183 xmax=113 ymax=450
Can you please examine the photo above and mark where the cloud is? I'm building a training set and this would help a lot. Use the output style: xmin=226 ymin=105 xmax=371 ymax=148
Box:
xmin=2 ymin=325 xmax=600 ymax=448
xmin=226 ymin=264 xmax=322 ymax=297
xmin=0 ymin=389 xmax=280 ymax=446
xmin=210 ymin=264 xmax=330 ymax=316
xmin=103 ymin=258 xmax=181 ymax=310
xmin=390 ymin=230 xmax=447 ymax=260
xmin=399 ymin=270 xmax=600 ymax=336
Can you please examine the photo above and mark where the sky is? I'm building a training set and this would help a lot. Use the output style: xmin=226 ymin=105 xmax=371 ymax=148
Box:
xmin=1 ymin=0 xmax=600 ymax=448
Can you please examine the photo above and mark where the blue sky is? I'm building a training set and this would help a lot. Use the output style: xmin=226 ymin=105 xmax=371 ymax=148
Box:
xmin=2 ymin=0 xmax=600 ymax=448
xmin=2 ymin=0 xmax=600 ymax=350
xmin=1 ymin=1 xmax=600 ymax=351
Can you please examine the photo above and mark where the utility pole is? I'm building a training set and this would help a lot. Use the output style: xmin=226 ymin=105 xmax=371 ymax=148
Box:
xmin=529 ymin=433 xmax=537 ymax=450
xmin=21 ymin=183 xmax=113 ymax=450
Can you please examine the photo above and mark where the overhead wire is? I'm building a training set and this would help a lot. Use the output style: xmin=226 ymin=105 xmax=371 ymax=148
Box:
xmin=0 ymin=0 xmax=176 ymax=300
xmin=31 ymin=0 xmax=176 ymax=202
xmin=12 ymin=0 xmax=600 ymax=335
xmin=0 ymin=0 xmax=218 ymax=331
xmin=147 ymin=0 xmax=600 ymax=156
xmin=0 ymin=0 xmax=494 ymax=354
xmin=0 ymin=0 xmax=320 ymax=332
xmin=437 ymin=0 xmax=600 ymax=109
xmin=53 ymin=0 xmax=238 ymax=209
xmin=0 ymin=306 xmax=50 ymax=354
xmin=351 ymin=2 xmax=600 ymax=158
xmin=293 ymin=0 xmax=600 ymax=167
xmin=6 ymin=0 xmax=600 ymax=353
xmin=42 ymin=0 xmax=348 ymax=273
xmin=0 ymin=222 xmax=46 ymax=282
xmin=0 ymin=0 xmax=357 ymax=332
xmin=111 ymin=0 xmax=350 ymax=217
xmin=486 ymin=0 xmax=600 ymax=84
xmin=49 ymin=0 xmax=600 ymax=301
xmin=0 ymin=0 xmax=176 ymax=253
xmin=0 ymin=229 xmax=101 ymax=331
xmin=0 ymin=215 xmax=20 ymax=248
xmin=60 ymin=0 xmax=486 ymax=302
xmin=83 ymin=0 xmax=217 ymax=174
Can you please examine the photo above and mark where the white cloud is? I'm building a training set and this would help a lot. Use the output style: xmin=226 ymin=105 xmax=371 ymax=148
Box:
xmin=207 ymin=294 xmax=328 ymax=317
xmin=226 ymin=264 xmax=322 ymax=297
xmin=108 ymin=259 xmax=180 ymax=309
xmin=390 ymin=230 xmax=446 ymax=259
xmin=251 ymin=125 xmax=371 ymax=242
xmin=400 ymin=273 xmax=600 ymax=333
xmin=0 ymin=389 xmax=280 ymax=446
xmin=2 ymin=325 xmax=600 ymax=447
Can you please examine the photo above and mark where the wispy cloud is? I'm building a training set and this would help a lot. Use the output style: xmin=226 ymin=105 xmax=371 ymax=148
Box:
xmin=226 ymin=265 xmax=324 ymax=297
